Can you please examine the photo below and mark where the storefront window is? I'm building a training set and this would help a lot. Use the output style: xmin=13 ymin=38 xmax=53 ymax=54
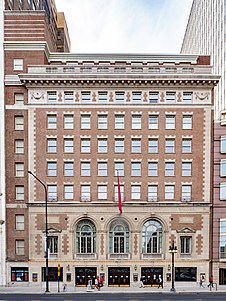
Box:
xmin=11 ymin=267 xmax=28 ymax=282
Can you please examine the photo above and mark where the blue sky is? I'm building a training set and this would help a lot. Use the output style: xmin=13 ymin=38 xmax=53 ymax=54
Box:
xmin=55 ymin=0 xmax=193 ymax=53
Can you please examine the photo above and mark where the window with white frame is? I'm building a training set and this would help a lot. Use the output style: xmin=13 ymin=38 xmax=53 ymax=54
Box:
xmin=165 ymin=185 xmax=174 ymax=199
xmin=81 ymin=162 xmax=90 ymax=176
xmin=47 ymin=91 xmax=57 ymax=102
xmin=132 ymin=92 xmax=142 ymax=103
xmin=47 ymin=114 xmax=57 ymax=129
xmin=15 ymin=116 xmax=24 ymax=130
xmin=183 ymin=92 xmax=193 ymax=103
xmin=16 ymin=215 xmax=24 ymax=230
xmin=221 ymin=136 xmax=226 ymax=153
xmin=131 ymin=139 xmax=141 ymax=153
xmin=114 ymin=161 xmax=124 ymax=177
xmin=182 ymin=115 xmax=192 ymax=129
xmin=64 ymin=114 xmax=74 ymax=129
xmin=98 ymin=185 xmax=107 ymax=200
xmin=166 ymin=92 xmax=176 ymax=103
xmin=165 ymin=162 xmax=175 ymax=176
xmin=47 ymin=162 xmax=57 ymax=177
xmin=64 ymin=162 xmax=74 ymax=176
xmin=14 ymin=59 xmax=23 ymax=71
xmin=64 ymin=185 xmax=74 ymax=200
xmin=98 ymin=114 xmax=108 ymax=129
xmin=64 ymin=138 xmax=74 ymax=153
xmin=182 ymin=162 xmax=192 ymax=176
xmin=132 ymin=115 xmax=142 ymax=129
xmin=166 ymin=115 xmax=175 ymax=129
xmin=16 ymin=240 xmax=25 ymax=255
xmin=98 ymin=162 xmax=108 ymax=176
xmin=47 ymin=138 xmax=57 ymax=153
xmin=115 ymin=92 xmax=125 ymax=103
xmin=149 ymin=92 xmax=159 ymax=104
xmin=180 ymin=236 xmax=191 ymax=254
xmin=165 ymin=139 xmax=175 ymax=153
xmin=15 ymin=186 xmax=24 ymax=201
xmin=131 ymin=162 xmax=141 ymax=176
xmin=98 ymin=138 xmax=107 ymax=153
xmin=114 ymin=185 xmax=124 ymax=202
xmin=81 ymin=91 xmax=91 ymax=102
xmin=148 ymin=162 xmax=158 ymax=176
xmin=81 ymin=114 xmax=91 ymax=129
xmin=81 ymin=138 xmax=91 ymax=153
xmin=115 ymin=115 xmax=125 ymax=129
xmin=220 ymin=159 xmax=226 ymax=176
xmin=131 ymin=185 xmax=141 ymax=199
xmin=48 ymin=236 xmax=58 ymax=254
xmin=115 ymin=139 xmax=124 ymax=153
xmin=220 ymin=183 xmax=226 ymax=200
xmin=15 ymin=163 xmax=24 ymax=177
xmin=47 ymin=185 xmax=57 ymax=201
xmin=15 ymin=139 xmax=24 ymax=154
xmin=182 ymin=138 xmax=192 ymax=153
xmin=81 ymin=185 xmax=91 ymax=201
xmin=182 ymin=185 xmax=192 ymax=201
xmin=149 ymin=115 xmax=158 ymax=129
xmin=109 ymin=220 xmax=129 ymax=254
xmin=220 ymin=219 xmax=226 ymax=258
xmin=14 ymin=93 xmax=24 ymax=104
xmin=76 ymin=219 xmax=96 ymax=253
xmin=98 ymin=91 xmax=108 ymax=102
xmin=148 ymin=186 xmax=158 ymax=201
xmin=64 ymin=91 xmax=74 ymax=102
xmin=142 ymin=220 xmax=162 ymax=254
xmin=148 ymin=139 xmax=158 ymax=153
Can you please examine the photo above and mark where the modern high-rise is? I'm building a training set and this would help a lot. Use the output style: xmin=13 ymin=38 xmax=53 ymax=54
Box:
xmin=182 ymin=0 xmax=226 ymax=285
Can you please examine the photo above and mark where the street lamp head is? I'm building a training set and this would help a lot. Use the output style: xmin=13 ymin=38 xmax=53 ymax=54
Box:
xmin=28 ymin=170 xmax=32 ymax=174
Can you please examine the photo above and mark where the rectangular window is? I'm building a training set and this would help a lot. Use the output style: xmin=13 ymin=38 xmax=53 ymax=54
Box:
xmin=220 ymin=159 xmax=226 ymax=177
xmin=14 ymin=93 xmax=24 ymax=104
xmin=98 ymin=162 xmax=108 ymax=176
xmin=115 ymin=115 xmax=125 ymax=129
xmin=148 ymin=162 xmax=158 ymax=176
xmin=47 ymin=162 xmax=57 ymax=177
xmin=166 ymin=115 xmax=175 ymax=129
xmin=98 ymin=91 xmax=108 ymax=103
xmin=132 ymin=92 xmax=142 ymax=103
xmin=221 ymin=136 xmax=226 ymax=153
xmin=180 ymin=237 xmax=191 ymax=254
xmin=81 ymin=91 xmax=91 ymax=102
xmin=48 ymin=236 xmax=58 ymax=254
xmin=16 ymin=215 xmax=24 ymax=230
xmin=183 ymin=115 xmax=192 ymax=129
xmin=15 ymin=186 xmax=24 ymax=201
xmin=47 ymin=91 xmax=57 ymax=102
xmin=14 ymin=59 xmax=23 ymax=71
xmin=64 ymin=138 xmax=74 ymax=153
xmin=131 ymin=139 xmax=141 ymax=153
xmin=220 ymin=183 xmax=226 ymax=200
xmin=132 ymin=115 xmax=142 ymax=129
xmin=64 ymin=91 xmax=74 ymax=102
xmin=131 ymin=185 xmax=141 ymax=200
xmin=64 ymin=114 xmax=74 ymax=129
xmin=182 ymin=139 xmax=192 ymax=153
xmin=149 ymin=115 xmax=158 ymax=129
xmin=149 ymin=92 xmax=159 ymax=104
xmin=98 ymin=185 xmax=107 ymax=200
xmin=115 ymin=162 xmax=124 ymax=177
xmin=148 ymin=139 xmax=158 ymax=153
xmin=81 ymin=162 xmax=90 ymax=176
xmin=165 ymin=139 xmax=175 ymax=153
xmin=15 ymin=139 xmax=24 ymax=154
xmin=47 ymin=185 xmax=57 ymax=201
xmin=81 ymin=114 xmax=91 ymax=129
xmin=165 ymin=162 xmax=175 ymax=176
xmin=47 ymin=114 xmax=57 ymax=129
xmin=220 ymin=219 xmax=226 ymax=258
xmin=64 ymin=162 xmax=74 ymax=176
xmin=131 ymin=162 xmax=141 ymax=176
xmin=64 ymin=185 xmax=74 ymax=200
xmin=16 ymin=240 xmax=25 ymax=255
xmin=98 ymin=115 xmax=108 ymax=129
xmin=166 ymin=92 xmax=176 ymax=103
xmin=98 ymin=139 xmax=107 ymax=153
xmin=15 ymin=163 xmax=24 ymax=177
xmin=183 ymin=92 xmax=193 ymax=104
xmin=81 ymin=185 xmax=91 ymax=201
xmin=114 ymin=185 xmax=124 ymax=202
xmin=148 ymin=185 xmax=158 ymax=201
xmin=47 ymin=138 xmax=57 ymax=153
xmin=165 ymin=185 xmax=174 ymax=200
xmin=15 ymin=116 xmax=24 ymax=130
xmin=81 ymin=138 xmax=90 ymax=153
xmin=182 ymin=185 xmax=192 ymax=201
xmin=115 ymin=139 xmax=124 ymax=153
xmin=182 ymin=162 xmax=192 ymax=176
xmin=115 ymin=92 xmax=125 ymax=103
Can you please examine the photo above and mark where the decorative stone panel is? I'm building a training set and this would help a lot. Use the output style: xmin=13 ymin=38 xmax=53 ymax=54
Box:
xmin=196 ymin=234 xmax=203 ymax=255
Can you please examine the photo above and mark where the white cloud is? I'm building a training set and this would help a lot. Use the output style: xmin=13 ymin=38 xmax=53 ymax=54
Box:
xmin=55 ymin=0 xmax=193 ymax=53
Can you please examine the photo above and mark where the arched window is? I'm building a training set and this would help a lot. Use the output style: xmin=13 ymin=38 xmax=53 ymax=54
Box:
xmin=142 ymin=220 xmax=162 ymax=254
xmin=109 ymin=220 xmax=130 ymax=253
xmin=76 ymin=220 xmax=96 ymax=253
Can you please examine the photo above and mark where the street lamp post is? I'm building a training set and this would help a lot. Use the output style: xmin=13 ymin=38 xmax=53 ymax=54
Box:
xmin=28 ymin=171 xmax=49 ymax=293
xmin=169 ymin=241 xmax=177 ymax=292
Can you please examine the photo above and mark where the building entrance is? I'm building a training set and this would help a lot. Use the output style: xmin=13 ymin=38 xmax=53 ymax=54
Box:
xmin=141 ymin=267 xmax=163 ymax=286
xmin=108 ymin=267 xmax=130 ymax=286
xmin=219 ymin=268 xmax=226 ymax=285
xmin=75 ymin=267 xmax=96 ymax=286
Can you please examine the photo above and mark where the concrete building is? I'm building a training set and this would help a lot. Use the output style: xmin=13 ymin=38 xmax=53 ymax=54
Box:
xmin=181 ymin=0 xmax=226 ymax=285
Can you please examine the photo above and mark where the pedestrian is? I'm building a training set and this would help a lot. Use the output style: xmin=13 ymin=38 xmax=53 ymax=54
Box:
xmin=207 ymin=275 xmax=213 ymax=288
xmin=199 ymin=276 xmax=204 ymax=288
xmin=158 ymin=276 xmax=163 ymax=288
xmin=139 ymin=277 xmax=145 ymax=288
xmin=99 ymin=276 xmax=104 ymax=287
xmin=95 ymin=276 xmax=100 ymax=290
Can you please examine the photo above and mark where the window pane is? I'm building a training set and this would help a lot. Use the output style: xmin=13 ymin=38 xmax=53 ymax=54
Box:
xmin=47 ymin=114 xmax=57 ymax=129
xmin=64 ymin=185 xmax=74 ymax=199
xmin=115 ymin=115 xmax=125 ymax=129
xmin=81 ymin=115 xmax=91 ymax=129
xmin=148 ymin=139 xmax=158 ymax=153
xmin=221 ymin=136 xmax=226 ymax=153
xmin=149 ymin=92 xmax=159 ymax=104
xmin=148 ymin=162 xmax=158 ymax=176
xmin=182 ymin=139 xmax=192 ymax=153
xmin=149 ymin=116 xmax=158 ymax=129
xmin=98 ymin=115 xmax=108 ymax=129
xmin=16 ymin=215 xmax=24 ymax=230
xmin=131 ymin=162 xmax=141 ymax=176
xmin=165 ymin=162 xmax=175 ymax=176
xmin=131 ymin=139 xmax=141 ymax=153
xmin=148 ymin=186 xmax=158 ymax=201
xmin=165 ymin=139 xmax=175 ymax=153
xmin=98 ymin=185 xmax=107 ymax=199
xmin=166 ymin=115 xmax=175 ymax=129
xmin=131 ymin=185 xmax=141 ymax=199
xmin=16 ymin=186 xmax=24 ymax=201
xmin=220 ymin=183 xmax=226 ymax=200
xmin=81 ymin=162 xmax=90 ymax=176
xmin=98 ymin=162 xmax=108 ymax=176
xmin=15 ymin=116 xmax=24 ymax=130
xmin=15 ymin=139 xmax=24 ymax=154
xmin=115 ymin=139 xmax=124 ymax=153
xmin=165 ymin=185 xmax=174 ymax=199
xmin=183 ymin=115 xmax=192 ymax=129
xmin=47 ymin=162 xmax=57 ymax=176
xmin=81 ymin=139 xmax=90 ymax=153
xmin=98 ymin=139 xmax=107 ymax=153
xmin=221 ymin=160 xmax=226 ymax=176
xmin=132 ymin=115 xmax=141 ymax=129
xmin=64 ymin=114 xmax=74 ymax=129
xmin=182 ymin=162 xmax=192 ymax=176
xmin=64 ymin=162 xmax=74 ymax=176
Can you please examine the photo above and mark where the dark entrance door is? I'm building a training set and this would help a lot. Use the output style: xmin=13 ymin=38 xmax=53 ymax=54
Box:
xmin=75 ymin=267 xmax=96 ymax=286
xmin=108 ymin=267 xmax=130 ymax=286
xmin=141 ymin=267 xmax=163 ymax=286
xmin=219 ymin=268 xmax=226 ymax=285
